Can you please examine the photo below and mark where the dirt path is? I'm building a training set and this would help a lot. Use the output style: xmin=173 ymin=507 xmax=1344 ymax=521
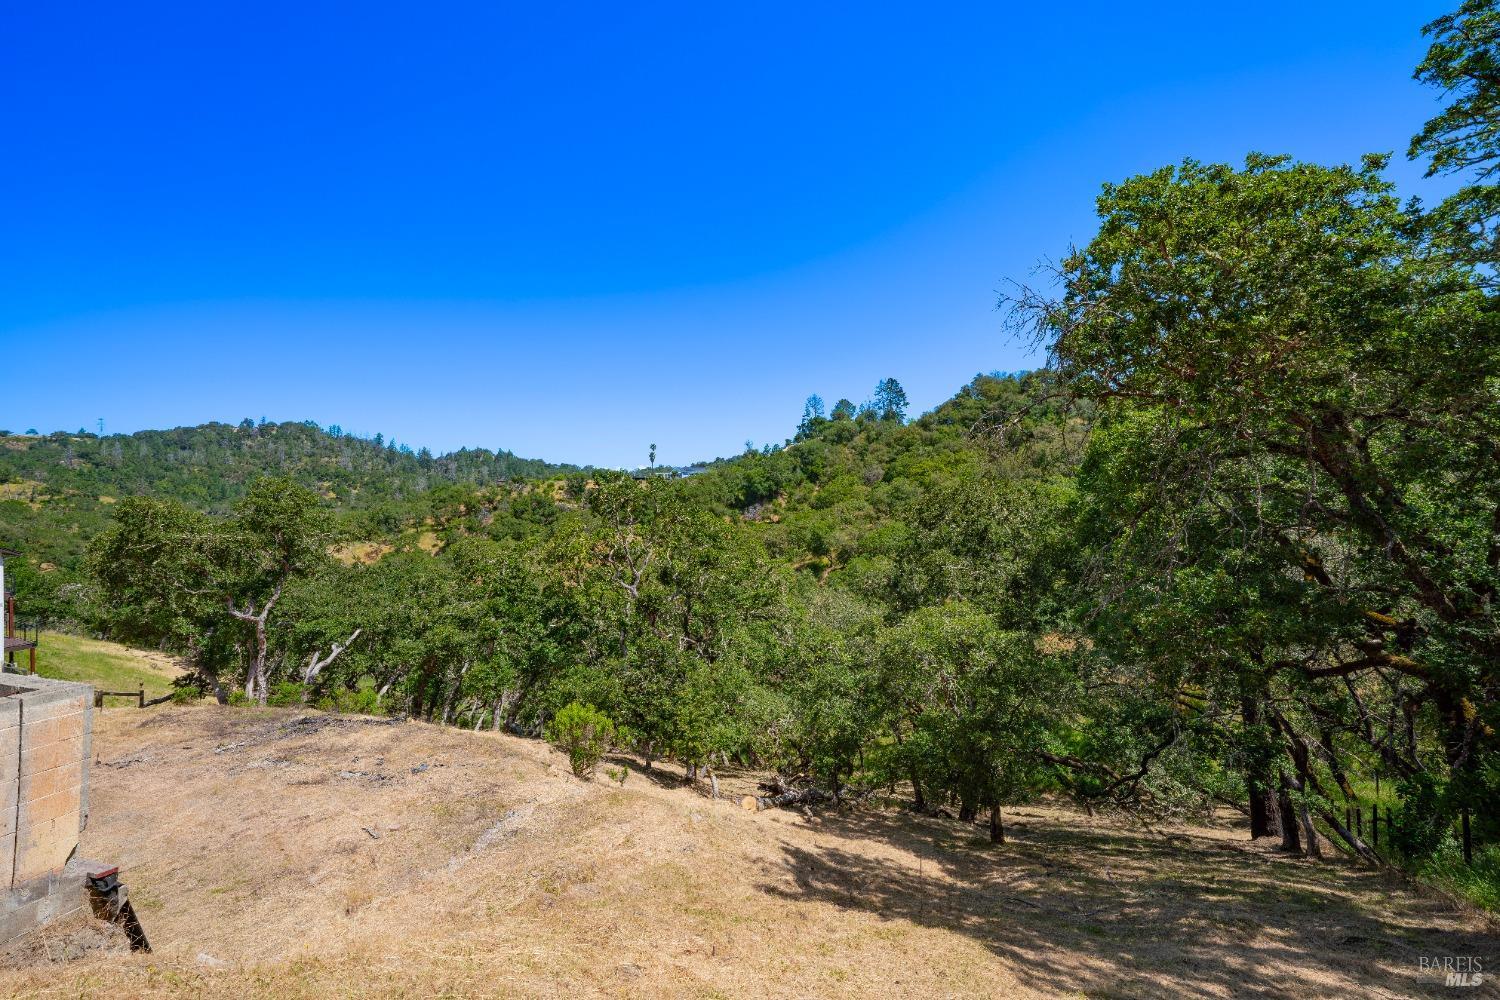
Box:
xmin=2 ymin=707 xmax=1494 ymax=998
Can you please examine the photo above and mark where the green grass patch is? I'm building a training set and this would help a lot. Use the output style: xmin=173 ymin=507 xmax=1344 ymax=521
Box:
xmin=1418 ymin=842 xmax=1500 ymax=913
xmin=26 ymin=630 xmax=181 ymax=700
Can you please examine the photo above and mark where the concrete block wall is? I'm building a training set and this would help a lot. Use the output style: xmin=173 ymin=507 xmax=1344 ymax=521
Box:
xmin=0 ymin=675 xmax=93 ymax=942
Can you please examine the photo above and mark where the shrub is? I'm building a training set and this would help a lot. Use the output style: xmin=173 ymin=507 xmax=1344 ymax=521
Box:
xmin=1391 ymin=775 xmax=1446 ymax=860
xmin=266 ymin=680 xmax=306 ymax=707
xmin=315 ymin=686 xmax=382 ymax=716
xmin=545 ymin=702 xmax=616 ymax=779
xmin=227 ymin=689 xmax=250 ymax=707
xmin=1418 ymin=842 xmax=1500 ymax=913
xmin=170 ymin=684 xmax=202 ymax=705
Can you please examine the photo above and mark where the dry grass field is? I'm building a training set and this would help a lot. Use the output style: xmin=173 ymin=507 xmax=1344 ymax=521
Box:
xmin=2 ymin=706 xmax=1495 ymax=999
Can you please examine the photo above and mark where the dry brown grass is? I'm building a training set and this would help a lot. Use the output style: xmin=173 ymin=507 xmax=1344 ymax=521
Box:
xmin=0 ymin=480 xmax=50 ymax=507
xmin=327 ymin=541 xmax=394 ymax=566
xmin=3 ymin=707 xmax=1495 ymax=999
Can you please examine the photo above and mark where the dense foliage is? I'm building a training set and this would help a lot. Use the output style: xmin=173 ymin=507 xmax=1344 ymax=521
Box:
xmin=0 ymin=419 xmax=576 ymax=623
xmin=5 ymin=2 xmax=1497 ymax=900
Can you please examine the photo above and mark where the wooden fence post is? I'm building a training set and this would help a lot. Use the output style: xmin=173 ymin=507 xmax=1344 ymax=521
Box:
xmin=137 ymin=685 xmax=144 ymax=709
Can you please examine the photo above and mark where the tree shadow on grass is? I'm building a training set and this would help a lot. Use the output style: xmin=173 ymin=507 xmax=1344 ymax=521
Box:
xmin=757 ymin=809 xmax=1499 ymax=998
xmin=602 ymin=752 xmax=692 ymax=792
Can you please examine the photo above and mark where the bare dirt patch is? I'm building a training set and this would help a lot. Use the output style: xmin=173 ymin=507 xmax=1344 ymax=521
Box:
xmin=2 ymin=707 xmax=1494 ymax=998
xmin=327 ymin=541 xmax=393 ymax=566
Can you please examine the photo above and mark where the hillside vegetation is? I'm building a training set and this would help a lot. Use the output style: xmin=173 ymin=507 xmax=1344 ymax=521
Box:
xmin=2 ymin=705 xmax=1492 ymax=999
xmin=0 ymin=419 xmax=576 ymax=589
xmin=2 ymin=3 xmax=1498 ymax=981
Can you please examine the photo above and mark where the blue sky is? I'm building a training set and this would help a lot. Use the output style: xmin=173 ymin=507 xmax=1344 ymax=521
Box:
xmin=0 ymin=1 xmax=1457 ymax=467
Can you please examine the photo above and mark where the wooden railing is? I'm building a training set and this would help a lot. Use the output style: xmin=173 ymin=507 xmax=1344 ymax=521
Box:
xmin=94 ymin=687 xmax=147 ymax=709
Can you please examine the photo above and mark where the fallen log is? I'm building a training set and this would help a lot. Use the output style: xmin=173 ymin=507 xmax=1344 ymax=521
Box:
xmin=755 ymin=776 xmax=830 ymax=811
xmin=758 ymin=786 xmax=829 ymax=809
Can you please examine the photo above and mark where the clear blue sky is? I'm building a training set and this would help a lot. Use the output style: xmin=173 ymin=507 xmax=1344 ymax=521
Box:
xmin=0 ymin=2 xmax=1457 ymax=467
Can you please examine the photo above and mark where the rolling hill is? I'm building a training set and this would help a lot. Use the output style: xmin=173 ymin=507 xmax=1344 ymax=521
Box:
xmin=0 ymin=419 xmax=579 ymax=587
xmin=2 ymin=703 xmax=1492 ymax=999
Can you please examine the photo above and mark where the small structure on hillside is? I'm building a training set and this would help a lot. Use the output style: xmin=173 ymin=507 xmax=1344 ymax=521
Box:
xmin=0 ymin=549 xmax=105 ymax=945
xmin=0 ymin=671 xmax=96 ymax=943
xmin=1 ymin=549 xmax=39 ymax=675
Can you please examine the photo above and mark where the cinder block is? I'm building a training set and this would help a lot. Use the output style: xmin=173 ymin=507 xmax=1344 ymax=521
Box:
xmin=0 ymin=869 xmax=85 ymax=944
xmin=79 ymin=711 xmax=91 ymax=831
xmin=35 ymin=885 xmax=82 ymax=926
xmin=18 ymin=692 xmax=88 ymax=725
xmin=0 ymin=679 xmax=93 ymax=905
xmin=20 ymin=761 xmax=81 ymax=803
xmin=20 ymin=736 xmax=82 ymax=776
xmin=0 ymin=729 xmax=16 ymax=773
xmin=0 ymin=777 xmax=16 ymax=839
xmin=13 ymin=809 xmax=80 ymax=882
xmin=19 ymin=712 xmax=84 ymax=751
xmin=7 ymin=869 xmax=61 ymax=907
xmin=0 ymin=713 xmax=15 ymax=857
xmin=18 ymin=787 xmax=81 ymax=828
xmin=0 ymin=735 xmax=17 ymax=796
xmin=0 ymin=896 xmax=48 ymax=943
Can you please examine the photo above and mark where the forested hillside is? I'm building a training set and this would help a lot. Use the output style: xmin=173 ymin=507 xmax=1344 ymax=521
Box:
xmin=7 ymin=0 xmax=1500 ymax=925
xmin=0 ymin=419 xmax=576 ymax=606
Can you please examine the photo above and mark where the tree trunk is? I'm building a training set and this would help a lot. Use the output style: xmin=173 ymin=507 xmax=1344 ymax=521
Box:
xmin=958 ymin=798 xmax=976 ymax=823
xmin=1316 ymin=803 xmax=1382 ymax=865
xmin=1273 ymin=710 xmax=1328 ymax=861
xmin=708 ymin=767 xmax=720 ymax=799
xmin=441 ymin=661 xmax=471 ymax=726
xmin=1278 ymin=778 xmax=1301 ymax=854
xmin=1298 ymin=802 xmax=1322 ymax=860
xmin=1248 ymin=778 xmax=1279 ymax=839
xmin=227 ymin=583 xmax=281 ymax=706
xmin=245 ymin=619 xmax=268 ymax=704
xmin=989 ymin=803 xmax=1005 ymax=844
xmin=1242 ymin=695 xmax=1279 ymax=839
xmin=301 ymin=629 xmax=362 ymax=701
